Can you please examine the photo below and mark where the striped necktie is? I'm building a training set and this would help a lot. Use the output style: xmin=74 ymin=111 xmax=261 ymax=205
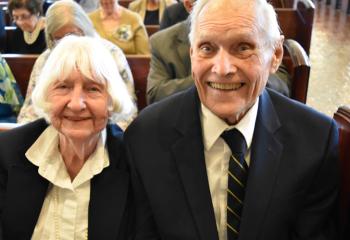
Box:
xmin=221 ymin=129 xmax=248 ymax=240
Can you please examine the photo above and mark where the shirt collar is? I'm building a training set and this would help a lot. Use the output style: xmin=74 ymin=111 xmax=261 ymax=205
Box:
xmin=25 ymin=125 xmax=109 ymax=189
xmin=201 ymin=98 xmax=259 ymax=151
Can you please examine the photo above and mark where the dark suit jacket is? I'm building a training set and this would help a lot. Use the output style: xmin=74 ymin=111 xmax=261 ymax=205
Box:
xmin=125 ymin=87 xmax=339 ymax=239
xmin=0 ymin=119 xmax=133 ymax=240
xmin=159 ymin=2 xmax=189 ymax=30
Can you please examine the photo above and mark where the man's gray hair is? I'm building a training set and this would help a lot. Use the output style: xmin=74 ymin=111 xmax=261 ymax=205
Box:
xmin=188 ymin=0 xmax=281 ymax=49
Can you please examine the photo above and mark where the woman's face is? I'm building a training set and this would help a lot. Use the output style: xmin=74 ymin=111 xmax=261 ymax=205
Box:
xmin=12 ymin=8 xmax=38 ymax=32
xmin=100 ymin=0 xmax=116 ymax=15
xmin=47 ymin=69 xmax=110 ymax=142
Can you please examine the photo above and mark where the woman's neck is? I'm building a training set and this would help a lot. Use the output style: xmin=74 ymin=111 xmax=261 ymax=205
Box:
xmin=147 ymin=0 xmax=159 ymax=10
xmin=59 ymin=133 xmax=100 ymax=180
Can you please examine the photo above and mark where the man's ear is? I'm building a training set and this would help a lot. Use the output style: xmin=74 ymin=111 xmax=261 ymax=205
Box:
xmin=269 ymin=35 xmax=284 ymax=74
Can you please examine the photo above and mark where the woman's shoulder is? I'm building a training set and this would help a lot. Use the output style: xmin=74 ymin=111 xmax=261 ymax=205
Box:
xmin=128 ymin=0 xmax=142 ymax=10
xmin=88 ymin=8 xmax=101 ymax=20
xmin=121 ymin=6 xmax=143 ymax=21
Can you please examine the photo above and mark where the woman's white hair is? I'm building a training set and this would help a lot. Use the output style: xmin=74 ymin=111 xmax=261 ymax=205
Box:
xmin=32 ymin=35 xmax=135 ymax=123
xmin=189 ymin=0 xmax=281 ymax=49
xmin=45 ymin=0 xmax=97 ymax=49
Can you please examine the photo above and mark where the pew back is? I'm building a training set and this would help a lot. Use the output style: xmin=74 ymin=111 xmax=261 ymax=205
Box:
xmin=3 ymin=54 xmax=38 ymax=97
xmin=3 ymin=54 xmax=151 ymax=111
xmin=276 ymin=0 xmax=315 ymax=55
xmin=333 ymin=105 xmax=350 ymax=239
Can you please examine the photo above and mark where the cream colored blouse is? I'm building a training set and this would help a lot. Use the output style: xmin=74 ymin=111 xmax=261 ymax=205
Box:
xmin=25 ymin=126 xmax=109 ymax=240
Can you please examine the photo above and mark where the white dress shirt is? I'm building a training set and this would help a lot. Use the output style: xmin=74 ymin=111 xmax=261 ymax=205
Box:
xmin=25 ymin=126 xmax=109 ymax=240
xmin=200 ymin=99 xmax=259 ymax=240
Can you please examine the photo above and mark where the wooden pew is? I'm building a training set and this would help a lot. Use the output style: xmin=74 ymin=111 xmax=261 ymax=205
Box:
xmin=3 ymin=54 xmax=38 ymax=97
xmin=276 ymin=0 xmax=315 ymax=55
xmin=2 ymin=54 xmax=151 ymax=111
xmin=333 ymin=105 xmax=350 ymax=240
xmin=146 ymin=25 xmax=159 ymax=37
xmin=126 ymin=55 xmax=150 ymax=111
xmin=270 ymin=0 xmax=295 ymax=8
xmin=283 ymin=39 xmax=310 ymax=103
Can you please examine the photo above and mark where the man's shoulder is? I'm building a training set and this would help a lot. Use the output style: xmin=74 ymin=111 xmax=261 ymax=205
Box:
xmin=266 ymin=89 xmax=333 ymax=127
xmin=127 ymin=88 xmax=195 ymax=132
xmin=151 ymin=21 xmax=187 ymax=45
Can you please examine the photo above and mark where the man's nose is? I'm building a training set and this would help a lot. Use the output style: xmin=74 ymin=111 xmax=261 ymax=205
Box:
xmin=211 ymin=50 xmax=237 ymax=77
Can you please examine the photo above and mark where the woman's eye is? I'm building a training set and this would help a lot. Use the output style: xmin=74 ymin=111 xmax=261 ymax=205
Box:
xmin=56 ymin=84 xmax=68 ymax=89
xmin=87 ymin=85 xmax=102 ymax=92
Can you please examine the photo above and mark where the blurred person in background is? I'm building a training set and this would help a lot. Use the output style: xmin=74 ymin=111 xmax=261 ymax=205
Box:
xmin=0 ymin=54 xmax=23 ymax=123
xmin=89 ymin=0 xmax=150 ymax=55
xmin=7 ymin=0 xmax=46 ymax=53
xmin=129 ymin=0 xmax=176 ymax=25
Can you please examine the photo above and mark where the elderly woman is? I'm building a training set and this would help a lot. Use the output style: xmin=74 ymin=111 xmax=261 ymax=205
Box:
xmin=17 ymin=0 xmax=137 ymax=130
xmin=7 ymin=0 xmax=46 ymax=53
xmin=129 ymin=0 xmax=176 ymax=25
xmin=89 ymin=0 xmax=150 ymax=55
xmin=0 ymin=35 xmax=135 ymax=239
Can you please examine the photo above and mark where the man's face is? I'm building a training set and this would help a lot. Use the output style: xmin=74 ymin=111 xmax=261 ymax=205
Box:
xmin=190 ymin=0 xmax=281 ymax=124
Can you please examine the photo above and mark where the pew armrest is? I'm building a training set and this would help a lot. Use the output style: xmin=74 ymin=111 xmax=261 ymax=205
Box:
xmin=283 ymin=38 xmax=310 ymax=103
xmin=333 ymin=105 xmax=350 ymax=239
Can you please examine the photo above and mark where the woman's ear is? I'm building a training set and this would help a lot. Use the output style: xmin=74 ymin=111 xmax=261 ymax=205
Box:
xmin=269 ymin=35 xmax=284 ymax=74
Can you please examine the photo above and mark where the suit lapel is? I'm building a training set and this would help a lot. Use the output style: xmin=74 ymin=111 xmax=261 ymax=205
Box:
xmin=88 ymin=125 xmax=130 ymax=240
xmin=171 ymin=88 xmax=219 ymax=240
xmin=239 ymin=90 xmax=283 ymax=240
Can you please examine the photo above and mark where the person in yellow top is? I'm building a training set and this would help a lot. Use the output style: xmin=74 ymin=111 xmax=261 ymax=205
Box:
xmin=129 ymin=0 xmax=176 ymax=25
xmin=89 ymin=0 xmax=150 ymax=55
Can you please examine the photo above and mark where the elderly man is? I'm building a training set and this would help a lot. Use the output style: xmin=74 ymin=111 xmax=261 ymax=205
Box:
xmin=147 ymin=0 xmax=290 ymax=104
xmin=125 ymin=0 xmax=339 ymax=239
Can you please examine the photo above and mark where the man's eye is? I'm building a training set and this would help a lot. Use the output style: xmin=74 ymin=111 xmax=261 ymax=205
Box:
xmin=237 ymin=43 xmax=252 ymax=52
xmin=199 ymin=44 xmax=213 ymax=54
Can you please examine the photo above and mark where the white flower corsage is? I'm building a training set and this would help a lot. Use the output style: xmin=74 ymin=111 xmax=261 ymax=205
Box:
xmin=114 ymin=24 xmax=133 ymax=42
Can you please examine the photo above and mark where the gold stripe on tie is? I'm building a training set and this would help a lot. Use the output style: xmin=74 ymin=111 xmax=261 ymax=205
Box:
xmin=227 ymin=206 xmax=241 ymax=220
xmin=231 ymin=155 xmax=247 ymax=172
xmin=227 ymin=189 xmax=243 ymax=204
xmin=227 ymin=223 xmax=239 ymax=235
xmin=228 ymin=170 xmax=244 ymax=187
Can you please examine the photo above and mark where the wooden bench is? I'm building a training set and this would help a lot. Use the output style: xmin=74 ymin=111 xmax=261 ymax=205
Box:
xmin=333 ymin=105 xmax=350 ymax=240
xmin=2 ymin=54 xmax=151 ymax=111
xmin=283 ymin=39 xmax=310 ymax=103
xmin=146 ymin=25 xmax=159 ymax=37
xmin=3 ymin=54 xmax=38 ymax=97
xmin=126 ymin=55 xmax=150 ymax=110
xmin=276 ymin=0 xmax=315 ymax=55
